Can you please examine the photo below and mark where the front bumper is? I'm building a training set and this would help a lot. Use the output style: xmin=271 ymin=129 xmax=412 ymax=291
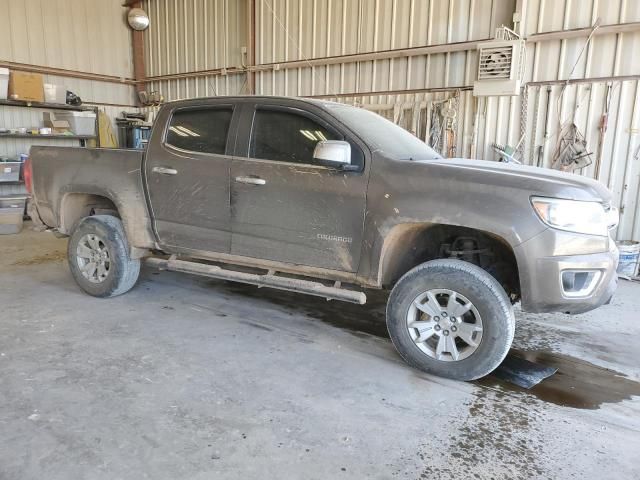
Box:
xmin=516 ymin=230 xmax=618 ymax=314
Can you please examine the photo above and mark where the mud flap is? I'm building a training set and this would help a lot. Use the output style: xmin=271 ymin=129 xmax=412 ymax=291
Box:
xmin=26 ymin=200 xmax=48 ymax=231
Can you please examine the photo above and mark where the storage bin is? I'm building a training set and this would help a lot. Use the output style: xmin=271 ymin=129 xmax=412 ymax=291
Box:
xmin=0 ymin=182 xmax=28 ymax=197
xmin=0 ymin=196 xmax=27 ymax=235
xmin=52 ymin=111 xmax=96 ymax=136
xmin=617 ymin=240 xmax=640 ymax=277
xmin=0 ymin=162 xmax=22 ymax=182
xmin=0 ymin=196 xmax=26 ymax=209
xmin=44 ymin=83 xmax=67 ymax=104
xmin=0 ymin=67 xmax=8 ymax=100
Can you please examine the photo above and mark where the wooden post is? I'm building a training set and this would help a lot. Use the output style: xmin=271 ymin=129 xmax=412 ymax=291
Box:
xmin=128 ymin=1 xmax=147 ymax=103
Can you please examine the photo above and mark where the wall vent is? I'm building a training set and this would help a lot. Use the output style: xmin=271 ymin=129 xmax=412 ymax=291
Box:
xmin=474 ymin=27 xmax=526 ymax=96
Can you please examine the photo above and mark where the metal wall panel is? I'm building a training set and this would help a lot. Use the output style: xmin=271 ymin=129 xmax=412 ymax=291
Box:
xmin=255 ymin=0 xmax=514 ymax=96
xmin=524 ymin=0 xmax=640 ymax=82
xmin=143 ymin=0 xmax=247 ymax=99
xmin=0 ymin=0 xmax=133 ymax=77
xmin=0 ymin=0 xmax=135 ymax=105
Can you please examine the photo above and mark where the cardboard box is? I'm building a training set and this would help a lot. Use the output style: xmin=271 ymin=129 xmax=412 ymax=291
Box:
xmin=43 ymin=112 xmax=71 ymax=134
xmin=8 ymin=71 xmax=44 ymax=102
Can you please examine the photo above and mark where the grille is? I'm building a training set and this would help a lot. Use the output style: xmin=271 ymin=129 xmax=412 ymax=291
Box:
xmin=478 ymin=46 xmax=513 ymax=80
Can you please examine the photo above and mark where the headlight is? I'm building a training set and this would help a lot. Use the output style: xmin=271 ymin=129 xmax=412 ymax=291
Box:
xmin=531 ymin=197 xmax=608 ymax=236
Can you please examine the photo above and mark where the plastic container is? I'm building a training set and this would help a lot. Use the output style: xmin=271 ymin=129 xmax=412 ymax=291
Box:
xmin=52 ymin=111 xmax=96 ymax=136
xmin=0 ymin=196 xmax=26 ymax=235
xmin=0 ymin=162 xmax=22 ymax=182
xmin=43 ymin=83 xmax=67 ymax=104
xmin=616 ymin=240 xmax=640 ymax=277
xmin=0 ymin=67 xmax=8 ymax=100
xmin=0 ymin=196 xmax=26 ymax=209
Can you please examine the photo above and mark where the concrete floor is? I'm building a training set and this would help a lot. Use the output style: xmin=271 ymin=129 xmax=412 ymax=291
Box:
xmin=1 ymin=224 xmax=639 ymax=480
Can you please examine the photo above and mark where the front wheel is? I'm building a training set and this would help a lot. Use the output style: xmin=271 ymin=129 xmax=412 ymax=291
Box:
xmin=386 ymin=259 xmax=515 ymax=381
xmin=67 ymin=215 xmax=141 ymax=298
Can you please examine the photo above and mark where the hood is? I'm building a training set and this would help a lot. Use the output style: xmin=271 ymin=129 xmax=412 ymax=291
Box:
xmin=421 ymin=158 xmax=612 ymax=204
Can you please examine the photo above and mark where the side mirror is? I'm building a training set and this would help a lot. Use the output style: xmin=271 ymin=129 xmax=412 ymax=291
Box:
xmin=313 ymin=140 xmax=358 ymax=171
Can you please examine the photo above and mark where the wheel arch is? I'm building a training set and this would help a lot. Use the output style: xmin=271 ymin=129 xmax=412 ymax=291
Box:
xmin=378 ymin=222 xmax=521 ymax=301
xmin=59 ymin=192 xmax=119 ymax=234
xmin=58 ymin=190 xmax=154 ymax=259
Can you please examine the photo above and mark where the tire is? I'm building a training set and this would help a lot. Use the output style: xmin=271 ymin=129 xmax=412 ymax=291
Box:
xmin=386 ymin=259 xmax=514 ymax=381
xmin=67 ymin=215 xmax=141 ymax=298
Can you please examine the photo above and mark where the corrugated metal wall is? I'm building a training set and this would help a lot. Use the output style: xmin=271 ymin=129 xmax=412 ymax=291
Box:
xmin=0 ymin=0 xmax=135 ymax=106
xmin=141 ymin=0 xmax=640 ymax=240
xmin=144 ymin=0 xmax=247 ymax=98
xmin=0 ymin=0 xmax=135 ymax=157
xmin=254 ymin=0 xmax=512 ymax=96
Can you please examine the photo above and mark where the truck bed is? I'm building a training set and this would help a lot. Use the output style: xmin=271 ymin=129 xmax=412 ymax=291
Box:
xmin=29 ymin=146 xmax=156 ymax=249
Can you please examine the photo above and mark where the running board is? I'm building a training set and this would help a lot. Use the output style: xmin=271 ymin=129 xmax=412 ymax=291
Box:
xmin=145 ymin=256 xmax=367 ymax=304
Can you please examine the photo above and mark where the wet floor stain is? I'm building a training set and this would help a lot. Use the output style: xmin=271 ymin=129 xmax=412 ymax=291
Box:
xmin=419 ymin=386 xmax=548 ymax=479
xmin=11 ymin=250 xmax=67 ymax=266
xmin=207 ymin=279 xmax=640 ymax=410
xmin=479 ymin=349 xmax=640 ymax=409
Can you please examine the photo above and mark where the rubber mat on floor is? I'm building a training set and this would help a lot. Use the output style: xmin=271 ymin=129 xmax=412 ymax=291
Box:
xmin=492 ymin=354 xmax=558 ymax=389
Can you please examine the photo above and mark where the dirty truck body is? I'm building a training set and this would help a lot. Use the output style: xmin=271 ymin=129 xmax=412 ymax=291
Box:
xmin=27 ymin=96 xmax=619 ymax=380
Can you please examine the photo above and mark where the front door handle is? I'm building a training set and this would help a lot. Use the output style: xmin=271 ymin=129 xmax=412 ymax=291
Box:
xmin=152 ymin=166 xmax=178 ymax=175
xmin=235 ymin=176 xmax=266 ymax=185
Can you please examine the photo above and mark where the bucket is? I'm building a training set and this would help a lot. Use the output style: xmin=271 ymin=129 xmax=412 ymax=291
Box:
xmin=616 ymin=240 xmax=640 ymax=277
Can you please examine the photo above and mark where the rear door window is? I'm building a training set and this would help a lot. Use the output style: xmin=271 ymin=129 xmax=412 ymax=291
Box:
xmin=166 ymin=107 xmax=233 ymax=155
xmin=250 ymin=108 xmax=340 ymax=164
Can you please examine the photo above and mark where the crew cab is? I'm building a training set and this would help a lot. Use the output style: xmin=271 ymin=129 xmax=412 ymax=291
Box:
xmin=25 ymin=96 xmax=619 ymax=380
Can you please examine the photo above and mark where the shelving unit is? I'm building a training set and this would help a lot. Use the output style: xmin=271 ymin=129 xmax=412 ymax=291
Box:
xmin=0 ymin=98 xmax=100 ymax=204
xmin=0 ymin=99 xmax=100 ymax=149
xmin=0 ymin=98 xmax=96 ymax=111
xmin=0 ymin=133 xmax=96 ymax=141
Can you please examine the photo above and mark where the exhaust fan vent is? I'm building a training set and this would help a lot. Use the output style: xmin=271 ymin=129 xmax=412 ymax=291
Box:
xmin=474 ymin=27 xmax=526 ymax=96
xmin=478 ymin=46 xmax=514 ymax=80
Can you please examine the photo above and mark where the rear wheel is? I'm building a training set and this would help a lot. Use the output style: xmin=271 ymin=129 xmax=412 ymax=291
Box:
xmin=386 ymin=259 xmax=514 ymax=381
xmin=67 ymin=215 xmax=140 ymax=298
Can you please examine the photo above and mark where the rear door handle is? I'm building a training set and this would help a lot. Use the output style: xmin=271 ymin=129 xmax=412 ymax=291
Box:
xmin=152 ymin=166 xmax=178 ymax=175
xmin=235 ymin=176 xmax=266 ymax=185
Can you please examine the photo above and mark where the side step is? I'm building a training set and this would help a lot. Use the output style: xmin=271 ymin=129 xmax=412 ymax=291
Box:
xmin=145 ymin=256 xmax=367 ymax=304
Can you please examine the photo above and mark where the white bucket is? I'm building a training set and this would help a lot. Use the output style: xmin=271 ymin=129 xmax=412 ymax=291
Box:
xmin=616 ymin=240 xmax=640 ymax=276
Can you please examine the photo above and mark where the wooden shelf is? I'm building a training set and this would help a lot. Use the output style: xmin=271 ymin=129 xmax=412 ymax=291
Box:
xmin=0 ymin=98 xmax=94 ymax=112
xmin=0 ymin=133 xmax=96 ymax=140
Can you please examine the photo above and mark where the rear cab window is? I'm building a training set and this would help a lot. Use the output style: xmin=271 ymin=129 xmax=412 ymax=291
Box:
xmin=166 ymin=107 xmax=233 ymax=155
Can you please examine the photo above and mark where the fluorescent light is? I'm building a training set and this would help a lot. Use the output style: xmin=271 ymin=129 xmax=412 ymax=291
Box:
xmin=299 ymin=129 xmax=317 ymax=141
xmin=169 ymin=126 xmax=188 ymax=137
xmin=176 ymin=125 xmax=200 ymax=137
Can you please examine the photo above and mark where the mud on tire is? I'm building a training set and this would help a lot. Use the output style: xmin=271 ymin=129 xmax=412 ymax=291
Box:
xmin=67 ymin=215 xmax=141 ymax=298
xmin=386 ymin=259 xmax=515 ymax=381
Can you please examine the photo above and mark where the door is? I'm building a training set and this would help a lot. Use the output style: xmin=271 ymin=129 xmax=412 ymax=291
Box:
xmin=145 ymin=104 xmax=236 ymax=253
xmin=230 ymin=104 xmax=368 ymax=272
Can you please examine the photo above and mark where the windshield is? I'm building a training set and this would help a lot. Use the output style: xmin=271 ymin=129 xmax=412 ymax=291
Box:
xmin=322 ymin=102 xmax=442 ymax=161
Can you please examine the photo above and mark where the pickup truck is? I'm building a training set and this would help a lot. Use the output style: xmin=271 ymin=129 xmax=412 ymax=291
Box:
xmin=25 ymin=96 xmax=619 ymax=380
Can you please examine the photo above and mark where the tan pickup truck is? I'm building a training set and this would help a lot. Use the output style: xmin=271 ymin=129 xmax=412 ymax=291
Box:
xmin=25 ymin=96 xmax=619 ymax=380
